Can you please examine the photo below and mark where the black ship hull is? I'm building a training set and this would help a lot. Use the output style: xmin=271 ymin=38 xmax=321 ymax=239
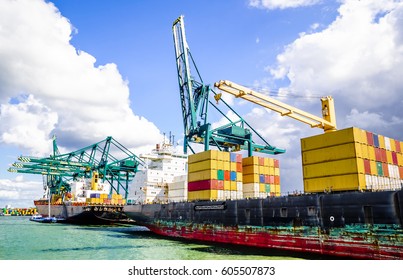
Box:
xmin=124 ymin=190 xmax=403 ymax=259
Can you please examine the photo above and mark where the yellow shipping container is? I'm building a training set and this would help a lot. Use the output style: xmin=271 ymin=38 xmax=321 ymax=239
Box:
xmin=398 ymin=153 xmax=403 ymax=167
xmin=243 ymin=174 xmax=260 ymax=184
xmin=188 ymin=169 xmax=218 ymax=182
xmin=243 ymin=165 xmax=259 ymax=174
xmin=360 ymin=129 xmax=368 ymax=145
xmin=303 ymin=158 xmax=365 ymax=179
xmin=301 ymin=127 xmax=365 ymax=151
xmin=221 ymin=151 xmax=230 ymax=162
xmin=237 ymin=172 xmax=242 ymax=182
xmin=272 ymin=184 xmax=281 ymax=196
xmin=259 ymin=184 xmax=265 ymax=193
xmin=368 ymin=145 xmax=376 ymax=161
xmin=230 ymin=162 xmax=237 ymax=171
xmin=259 ymin=165 xmax=265 ymax=174
xmin=301 ymin=142 xmax=363 ymax=165
xmin=304 ymin=173 xmax=366 ymax=193
xmin=370 ymin=160 xmax=378 ymax=175
xmin=216 ymin=160 xmax=224 ymax=170
xmin=230 ymin=181 xmax=237 ymax=191
xmin=224 ymin=181 xmax=231 ymax=190
xmin=188 ymin=190 xmax=218 ymax=201
xmin=274 ymin=168 xmax=280 ymax=176
xmin=242 ymin=156 xmax=259 ymax=166
xmin=386 ymin=150 xmax=393 ymax=164
xmin=390 ymin=139 xmax=396 ymax=151
xmin=188 ymin=150 xmax=219 ymax=164
xmin=379 ymin=135 xmax=385 ymax=149
xmin=188 ymin=160 xmax=218 ymax=172
xmin=361 ymin=143 xmax=369 ymax=159
xmin=223 ymin=161 xmax=230 ymax=171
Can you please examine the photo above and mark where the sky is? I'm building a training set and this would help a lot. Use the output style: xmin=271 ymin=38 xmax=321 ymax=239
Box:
xmin=1 ymin=0 xmax=403 ymax=207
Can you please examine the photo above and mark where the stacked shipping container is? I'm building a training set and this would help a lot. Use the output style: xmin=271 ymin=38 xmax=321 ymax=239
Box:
xmin=242 ymin=156 xmax=281 ymax=198
xmin=301 ymin=127 xmax=403 ymax=193
xmin=85 ymin=193 xmax=126 ymax=205
xmin=187 ymin=150 xmax=243 ymax=201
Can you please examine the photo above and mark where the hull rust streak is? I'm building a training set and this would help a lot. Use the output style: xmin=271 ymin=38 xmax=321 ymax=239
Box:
xmin=124 ymin=190 xmax=403 ymax=259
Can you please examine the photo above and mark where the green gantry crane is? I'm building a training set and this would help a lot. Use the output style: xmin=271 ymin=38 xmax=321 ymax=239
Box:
xmin=172 ymin=15 xmax=285 ymax=156
xmin=8 ymin=136 xmax=146 ymax=199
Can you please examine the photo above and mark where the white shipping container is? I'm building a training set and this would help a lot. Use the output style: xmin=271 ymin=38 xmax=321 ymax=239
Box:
xmin=365 ymin=174 xmax=373 ymax=190
xmin=385 ymin=137 xmax=391 ymax=151
xmin=243 ymin=183 xmax=259 ymax=193
xmin=370 ymin=175 xmax=378 ymax=191
xmin=218 ymin=190 xmax=224 ymax=200
xmin=236 ymin=182 xmax=243 ymax=192
xmin=243 ymin=191 xmax=259 ymax=199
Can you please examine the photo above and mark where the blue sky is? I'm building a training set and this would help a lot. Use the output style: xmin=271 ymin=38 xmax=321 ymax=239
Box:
xmin=1 ymin=0 xmax=403 ymax=207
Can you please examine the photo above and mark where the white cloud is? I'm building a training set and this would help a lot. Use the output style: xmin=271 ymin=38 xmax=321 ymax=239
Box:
xmin=268 ymin=0 xmax=403 ymax=132
xmin=0 ymin=176 xmax=43 ymax=207
xmin=249 ymin=0 xmax=321 ymax=10
xmin=247 ymin=0 xmax=403 ymax=193
xmin=0 ymin=95 xmax=57 ymax=156
xmin=0 ymin=0 xmax=162 ymax=156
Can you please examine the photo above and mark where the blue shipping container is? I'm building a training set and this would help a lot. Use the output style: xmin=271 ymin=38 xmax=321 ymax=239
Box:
xmin=230 ymin=153 xmax=237 ymax=162
xmin=373 ymin=134 xmax=379 ymax=147
xmin=230 ymin=171 xmax=237 ymax=181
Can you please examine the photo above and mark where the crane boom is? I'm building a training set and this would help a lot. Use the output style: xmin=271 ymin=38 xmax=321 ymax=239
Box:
xmin=214 ymin=80 xmax=337 ymax=133
xmin=172 ymin=16 xmax=285 ymax=156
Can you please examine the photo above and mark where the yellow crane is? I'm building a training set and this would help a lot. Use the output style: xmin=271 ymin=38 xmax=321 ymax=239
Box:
xmin=214 ymin=80 xmax=337 ymax=133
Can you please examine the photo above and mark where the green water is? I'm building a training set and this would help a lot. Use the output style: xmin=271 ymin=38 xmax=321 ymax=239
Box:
xmin=0 ymin=216 xmax=309 ymax=260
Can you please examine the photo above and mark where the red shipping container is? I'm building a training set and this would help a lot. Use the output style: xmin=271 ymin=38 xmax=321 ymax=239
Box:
xmin=366 ymin=131 xmax=374 ymax=146
xmin=364 ymin=159 xmax=371 ymax=175
xmin=236 ymin=162 xmax=242 ymax=172
xmin=392 ymin=152 xmax=398 ymax=165
xmin=224 ymin=170 xmax=230 ymax=181
xmin=374 ymin=148 xmax=381 ymax=162
xmin=399 ymin=167 xmax=403 ymax=179
xmin=395 ymin=140 xmax=401 ymax=153
xmin=258 ymin=157 xmax=265 ymax=166
xmin=264 ymin=175 xmax=270 ymax=184
xmin=236 ymin=154 xmax=242 ymax=163
xmin=269 ymin=175 xmax=274 ymax=184
xmin=380 ymin=149 xmax=387 ymax=163
xmin=274 ymin=176 xmax=280 ymax=184
xmin=274 ymin=159 xmax=279 ymax=168
xmin=217 ymin=180 xmax=224 ymax=190
xmin=188 ymin=180 xmax=218 ymax=191
xmin=382 ymin=163 xmax=389 ymax=177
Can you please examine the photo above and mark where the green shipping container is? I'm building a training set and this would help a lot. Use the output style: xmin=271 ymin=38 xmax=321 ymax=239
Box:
xmin=376 ymin=162 xmax=384 ymax=176
xmin=217 ymin=170 xmax=224 ymax=180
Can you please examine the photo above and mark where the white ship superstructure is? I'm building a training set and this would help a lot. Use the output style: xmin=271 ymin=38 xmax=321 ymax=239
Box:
xmin=127 ymin=142 xmax=188 ymax=204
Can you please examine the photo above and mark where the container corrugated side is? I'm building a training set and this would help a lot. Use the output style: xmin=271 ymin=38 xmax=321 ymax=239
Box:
xmin=302 ymin=142 xmax=362 ymax=165
xmin=188 ymin=150 xmax=219 ymax=164
xmin=303 ymin=158 xmax=365 ymax=179
xmin=301 ymin=127 xmax=363 ymax=151
xmin=304 ymin=173 xmax=366 ymax=193
xmin=188 ymin=159 xmax=218 ymax=172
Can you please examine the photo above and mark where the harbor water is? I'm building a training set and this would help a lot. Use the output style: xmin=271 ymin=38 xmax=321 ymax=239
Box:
xmin=0 ymin=216 xmax=314 ymax=260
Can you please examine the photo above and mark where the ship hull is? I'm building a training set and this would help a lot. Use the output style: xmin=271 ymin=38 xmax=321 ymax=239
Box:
xmin=36 ymin=203 xmax=131 ymax=225
xmin=124 ymin=190 xmax=403 ymax=259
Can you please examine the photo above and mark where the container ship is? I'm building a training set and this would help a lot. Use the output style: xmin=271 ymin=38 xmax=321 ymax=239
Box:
xmin=9 ymin=136 xmax=141 ymax=224
xmin=33 ymin=172 xmax=129 ymax=224
xmin=124 ymin=127 xmax=403 ymax=260
xmin=124 ymin=16 xmax=403 ymax=259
